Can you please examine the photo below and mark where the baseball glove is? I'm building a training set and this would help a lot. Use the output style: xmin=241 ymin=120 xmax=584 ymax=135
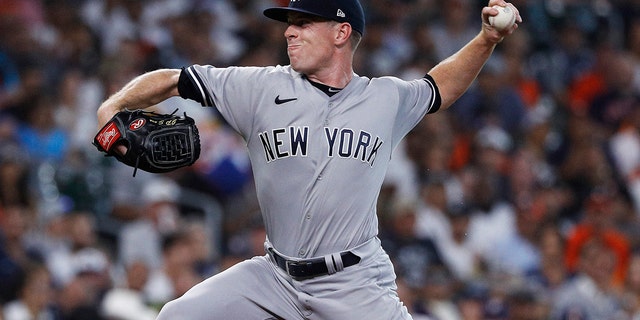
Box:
xmin=93 ymin=109 xmax=200 ymax=176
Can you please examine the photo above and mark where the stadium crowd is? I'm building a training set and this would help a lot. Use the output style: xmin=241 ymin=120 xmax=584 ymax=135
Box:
xmin=1 ymin=0 xmax=640 ymax=319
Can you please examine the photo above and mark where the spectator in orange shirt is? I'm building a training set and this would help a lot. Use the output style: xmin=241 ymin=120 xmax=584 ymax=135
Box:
xmin=565 ymin=189 xmax=631 ymax=286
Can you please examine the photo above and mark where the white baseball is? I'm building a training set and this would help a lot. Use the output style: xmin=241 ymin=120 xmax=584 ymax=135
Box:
xmin=488 ymin=4 xmax=516 ymax=31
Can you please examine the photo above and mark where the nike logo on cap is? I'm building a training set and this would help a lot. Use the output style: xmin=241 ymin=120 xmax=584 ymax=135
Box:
xmin=275 ymin=95 xmax=298 ymax=105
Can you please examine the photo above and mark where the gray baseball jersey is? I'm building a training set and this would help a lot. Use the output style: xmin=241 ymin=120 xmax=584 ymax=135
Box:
xmin=160 ymin=64 xmax=440 ymax=320
xmin=182 ymin=64 xmax=439 ymax=257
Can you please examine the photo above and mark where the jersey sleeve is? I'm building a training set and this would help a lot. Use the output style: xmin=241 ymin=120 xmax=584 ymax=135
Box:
xmin=388 ymin=75 xmax=441 ymax=144
xmin=178 ymin=64 xmax=270 ymax=139
xmin=423 ymin=74 xmax=442 ymax=114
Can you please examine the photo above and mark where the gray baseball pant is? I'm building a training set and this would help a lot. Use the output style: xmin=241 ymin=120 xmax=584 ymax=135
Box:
xmin=156 ymin=237 xmax=413 ymax=320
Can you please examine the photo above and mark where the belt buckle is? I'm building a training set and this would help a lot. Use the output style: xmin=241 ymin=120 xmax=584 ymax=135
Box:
xmin=286 ymin=260 xmax=313 ymax=278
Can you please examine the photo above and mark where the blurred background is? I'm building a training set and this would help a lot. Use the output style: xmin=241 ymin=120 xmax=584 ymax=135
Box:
xmin=1 ymin=0 xmax=640 ymax=319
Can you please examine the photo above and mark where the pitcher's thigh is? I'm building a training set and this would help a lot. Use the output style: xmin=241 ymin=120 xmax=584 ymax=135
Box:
xmin=157 ymin=256 xmax=303 ymax=320
xmin=306 ymin=252 xmax=413 ymax=320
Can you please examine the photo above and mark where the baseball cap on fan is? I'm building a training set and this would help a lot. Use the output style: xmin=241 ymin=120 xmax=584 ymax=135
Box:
xmin=264 ymin=0 xmax=366 ymax=35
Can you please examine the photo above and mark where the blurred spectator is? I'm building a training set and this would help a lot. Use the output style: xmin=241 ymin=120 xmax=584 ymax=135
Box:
xmin=0 ymin=0 xmax=27 ymax=109
xmin=101 ymin=260 xmax=158 ymax=320
xmin=511 ymin=105 xmax=564 ymax=201
xmin=416 ymin=266 xmax=461 ymax=320
xmin=396 ymin=277 xmax=435 ymax=320
xmin=564 ymin=189 xmax=631 ymax=288
xmin=529 ymin=220 xmax=569 ymax=294
xmin=0 ymin=143 xmax=31 ymax=207
xmin=222 ymin=215 xmax=265 ymax=270
xmin=380 ymin=198 xmax=445 ymax=290
xmin=621 ymin=251 xmax=640 ymax=319
xmin=183 ymin=222 xmax=217 ymax=278
xmin=54 ymin=149 xmax=109 ymax=217
xmin=551 ymin=238 xmax=626 ymax=320
xmin=450 ymin=56 xmax=527 ymax=136
xmin=415 ymin=176 xmax=479 ymax=281
xmin=566 ymin=41 xmax=615 ymax=117
xmin=505 ymin=284 xmax=548 ymax=320
xmin=455 ymin=281 xmax=488 ymax=320
xmin=0 ymin=205 xmax=34 ymax=304
xmin=471 ymin=124 xmax=513 ymax=196
xmin=80 ymin=0 xmax=149 ymax=56
xmin=507 ymin=147 xmax=554 ymax=217
xmin=487 ymin=198 xmax=542 ymax=278
xmin=22 ymin=200 xmax=70 ymax=271
xmin=2 ymin=262 xmax=55 ymax=320
xmin=159 ymin=9 xmax=222 ymax=68
xmin=426 ymin=0 xmax=476 ymax=62
xmin=0 ymin=1 xmax=47 ymax=104
xmin=627 ymin=18 xmax=640 ymax=93
xmin=42 ymin=1 xmax=102 ymax=75
xmin=397 ymin=22 xmax=438 ymax=81
xmin=143 ymin=230 xmax=201 ymax=309
xmin=558 ymin=113 xmax=617 ymax=220
xmin=1 ymin=60 xmax=49 ymax=121
xmin=384 ymin=139 xmax=420 ymax=207
xmin=500 ymin=26 xmax=546 ymax=112
xmin=55 ymin=249 xmax=111 ymax=320
xmin=14 ymin=93 xmax=69 ymax=165
xmin=204 ymin=0 xmax=271 ymax=66
xmin=354 ymin=0 xmax=415 ymax=77
xmin=0 ymin=49 xmax=20 ymax=111
xmin=415 ymin=176 xmax=452 ymax=248
xmin=587 ymin=48 xmax=639 ymax=135
xmin=442 ymin=205 xmax=480 ymax=282
xmin=45 ymin=211 xmax=110 ymax=288
xmin=480 ymin=273 xmax=512 ymax=320
xmin=464 ymin=126 xmax=518 ymax=271
xmin=118 ymin=177 xmax=181 ymax=271
xmin=609 ymin=106 xmax=640 ymax=215
xmin=54 ymin=68 xmax=103 ymax=153
xmin=406 ymin=112 xmax=456 ymax=179
xmin=538 ymin=19 xmax=596 ymax=106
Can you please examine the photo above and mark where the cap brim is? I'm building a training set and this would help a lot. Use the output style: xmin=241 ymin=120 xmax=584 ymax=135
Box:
xmin=263 ymin=7 xmax=328 ymax=23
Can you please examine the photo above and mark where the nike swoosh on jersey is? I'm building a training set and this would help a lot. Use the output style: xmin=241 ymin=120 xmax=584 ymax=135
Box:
xmin=275 ymin=95 xmax=298 ymax=105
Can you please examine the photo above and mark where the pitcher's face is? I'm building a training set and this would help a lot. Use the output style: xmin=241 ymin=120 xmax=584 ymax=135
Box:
xmin=285 ymin=13 xmax=339 ymax=75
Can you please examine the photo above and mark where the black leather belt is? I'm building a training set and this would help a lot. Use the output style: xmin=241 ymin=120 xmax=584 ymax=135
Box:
xmin=268 ymin=248 xmax=361 ymax=279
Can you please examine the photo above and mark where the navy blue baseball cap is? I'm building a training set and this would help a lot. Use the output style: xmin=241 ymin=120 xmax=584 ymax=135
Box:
xmin=264 ymin=0 xmax=366 ymax=35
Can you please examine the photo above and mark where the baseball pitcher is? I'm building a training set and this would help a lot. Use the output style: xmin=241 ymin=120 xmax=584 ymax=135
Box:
xmin=94 ymin=0 xmax=521 ymax=319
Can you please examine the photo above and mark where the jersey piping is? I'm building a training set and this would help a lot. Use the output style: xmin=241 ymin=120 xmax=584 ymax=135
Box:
xmin=423 ymin=74 xmax=441 ymax=114
xmin=180 ymin=66 xmax=215 ymax=107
